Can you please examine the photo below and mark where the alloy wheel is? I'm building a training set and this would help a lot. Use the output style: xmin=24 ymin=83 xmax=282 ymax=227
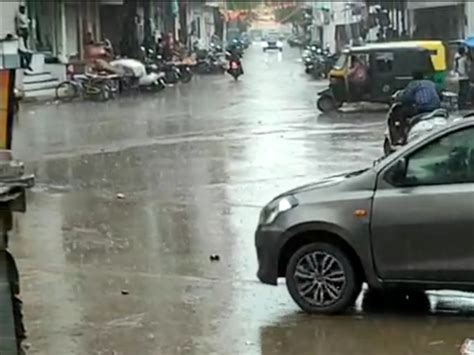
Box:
xmin=294 ymin=251 xmax=346 ymax=307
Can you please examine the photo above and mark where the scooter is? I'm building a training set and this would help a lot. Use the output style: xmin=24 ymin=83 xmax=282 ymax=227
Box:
xmin=196 ymin=48 xmax=227 ymax=74
xmin=228 ymin=60 xmax=242 ymax=80
xmin=383 ymin=91 xmax=450 ymax=155
xmin=175 ymin=63 xmax=193 ymax=83
xmin=110 ymin=59 xmax=166 ymax=93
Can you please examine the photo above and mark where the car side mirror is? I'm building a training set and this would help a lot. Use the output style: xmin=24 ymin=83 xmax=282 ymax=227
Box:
xmin=386 ymin=158 xmax=407 ymax=186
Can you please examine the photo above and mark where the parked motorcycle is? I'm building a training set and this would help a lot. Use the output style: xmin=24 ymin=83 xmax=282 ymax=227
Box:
xmin=304 ymin=48 xmax=338 ymax=79
xmin=176 ymin=63 xmax=193 ymax=83
xmin=307 ymin=55 xmax=326 ymax=79
xmin=195 ymin=47 xmax=226 ymax=74
xmin=110 ymin=58 xmax=166 ymax=93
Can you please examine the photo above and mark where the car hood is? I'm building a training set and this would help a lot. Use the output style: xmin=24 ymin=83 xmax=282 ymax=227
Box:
xmin=280 ymin=169 xmax=370 ymax=197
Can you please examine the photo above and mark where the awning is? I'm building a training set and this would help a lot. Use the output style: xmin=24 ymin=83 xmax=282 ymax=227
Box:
xmin=465 ymin=37 xmax=474 ymax=48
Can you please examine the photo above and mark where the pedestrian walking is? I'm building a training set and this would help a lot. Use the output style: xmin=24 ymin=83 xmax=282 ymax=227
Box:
xmin=456 ymin=47 xmax=470 ymax=109
xmin=14 ymin=5 xmax=30 ymax=49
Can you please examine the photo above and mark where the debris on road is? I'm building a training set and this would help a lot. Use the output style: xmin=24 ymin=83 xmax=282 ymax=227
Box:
xmin=121 ymin=290 xmax=130 ymax=295
xmin=116 ymin=193 xmax=126 ymax=200
xmin=210 ymin=254 xmax=220 ymax=262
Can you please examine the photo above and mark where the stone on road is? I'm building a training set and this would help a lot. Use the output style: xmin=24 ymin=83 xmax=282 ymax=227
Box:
xmin=10 ymin=45 xmax=472 ymax=354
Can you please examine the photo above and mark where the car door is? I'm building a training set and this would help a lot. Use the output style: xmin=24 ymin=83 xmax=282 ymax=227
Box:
xmin=371 ymin=126 xmax=474 ymax=282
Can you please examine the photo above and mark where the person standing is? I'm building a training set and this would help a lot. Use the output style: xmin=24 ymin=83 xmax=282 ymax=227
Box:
xmin=15 ymin=5 xmax=30 ymax=49
xmin=456 ymin=47 xmax=470 ymax=109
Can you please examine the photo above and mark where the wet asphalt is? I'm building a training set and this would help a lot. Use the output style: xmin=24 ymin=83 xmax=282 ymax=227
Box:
xmin=9 ymin=45 xmax=474 ymax=355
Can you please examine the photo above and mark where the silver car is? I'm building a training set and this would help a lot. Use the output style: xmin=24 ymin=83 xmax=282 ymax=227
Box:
xmin=256 ymin=118 xmax=474 ymax=314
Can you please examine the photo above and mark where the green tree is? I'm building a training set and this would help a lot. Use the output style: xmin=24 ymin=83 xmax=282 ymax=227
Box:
xmin=225 ymin=1 xmax=260 ymax=11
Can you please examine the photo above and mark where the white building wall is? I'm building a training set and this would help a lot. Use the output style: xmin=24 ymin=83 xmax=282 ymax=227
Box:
xmin=65 ymin=2 xmax=80 ymax=59
xmin=314 ymin=1 xmax=364 ymax=52
xmin=466 ymin=2 xmax=474 ymax=37
xmin=187 ymin=2 xmax=215 ymax=48
xmin=202 ymin=7 xmax=215 ymax=48
xmin=0 ymin=1 xmax=21 ymax=38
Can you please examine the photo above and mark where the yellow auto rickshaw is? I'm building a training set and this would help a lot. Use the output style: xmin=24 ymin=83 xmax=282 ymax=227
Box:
xmin=317 ymin=41 xmax=447 ymax=112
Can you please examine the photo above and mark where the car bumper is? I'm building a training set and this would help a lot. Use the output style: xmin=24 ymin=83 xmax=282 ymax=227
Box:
xmin=255 ymin=226 xmax=285 ymax=286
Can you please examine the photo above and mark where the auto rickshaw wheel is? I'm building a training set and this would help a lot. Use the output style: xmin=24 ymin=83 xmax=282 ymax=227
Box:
xmin=317 ymin=95 xmax=340 ymax=113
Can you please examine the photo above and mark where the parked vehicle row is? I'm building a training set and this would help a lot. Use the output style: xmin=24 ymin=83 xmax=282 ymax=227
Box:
xmin=302 ymin=43 xmax=337 ymax=80
xmin=55 ymin=41 xmax=248 ymax=103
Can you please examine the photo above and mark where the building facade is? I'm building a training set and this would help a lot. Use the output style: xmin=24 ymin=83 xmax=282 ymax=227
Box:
xmin=0 ymin=1 xmax=21 ymax=39
xmin=311 ymin=0 xmax=366 ymax=52
xmin=407 ymin=0 xmax=465 ymax=40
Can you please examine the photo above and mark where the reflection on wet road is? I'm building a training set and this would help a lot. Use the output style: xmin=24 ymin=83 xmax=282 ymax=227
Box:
xmin=9 ymin=45 xmax=473 ymax=354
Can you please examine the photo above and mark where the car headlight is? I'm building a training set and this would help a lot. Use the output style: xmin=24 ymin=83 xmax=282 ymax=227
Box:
xmin=277 ymin=41 xmax=283 ymax=47
xmin=259 ymin=196 xmax=298 ymax=226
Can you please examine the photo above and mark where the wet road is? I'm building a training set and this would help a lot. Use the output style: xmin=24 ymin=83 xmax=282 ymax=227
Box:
xmin=9 ymin=45 xmax=474 ymax=354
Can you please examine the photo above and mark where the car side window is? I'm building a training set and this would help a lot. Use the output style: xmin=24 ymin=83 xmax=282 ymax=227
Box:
xmin=404 ymin=128 xmax=474 ymax=186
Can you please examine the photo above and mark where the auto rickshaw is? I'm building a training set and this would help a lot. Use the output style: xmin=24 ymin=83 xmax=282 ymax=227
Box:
xmin=317 ymin=41 xmax=447 ymax=113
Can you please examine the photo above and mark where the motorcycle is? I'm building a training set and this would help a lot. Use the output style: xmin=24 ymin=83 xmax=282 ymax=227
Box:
xmin=308 ymin=54 xmax=326 ymax=79
xmin=195 ymin=47 xmax=227 ymax=74
xmin=175 ymin=63 xmax=193 ymax=83
xmin=227 ymin=59 xmax=243 ymax=81
xmin=110 ymin=59 xmax=166 ymax=93
xmin=383 ymin=90 xmax=451 ymax=155
xmin=304 ymin=49 xmax=338 ymax=79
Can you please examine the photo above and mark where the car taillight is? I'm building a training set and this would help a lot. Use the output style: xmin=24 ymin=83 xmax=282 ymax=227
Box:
xmin=231 ymin=62 xmax=239 ymax=69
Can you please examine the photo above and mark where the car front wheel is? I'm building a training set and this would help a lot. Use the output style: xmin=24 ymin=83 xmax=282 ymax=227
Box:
xmin=286 ymin=242 xmax=361 ymax=314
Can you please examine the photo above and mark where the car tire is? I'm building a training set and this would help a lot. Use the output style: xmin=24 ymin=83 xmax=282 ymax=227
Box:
xmin=286 ymin=242 xmax=361 ymax=314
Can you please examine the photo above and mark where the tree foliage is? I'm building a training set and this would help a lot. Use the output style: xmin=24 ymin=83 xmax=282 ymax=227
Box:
xmin=225 ymin=1 xmax=261 ymax=11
